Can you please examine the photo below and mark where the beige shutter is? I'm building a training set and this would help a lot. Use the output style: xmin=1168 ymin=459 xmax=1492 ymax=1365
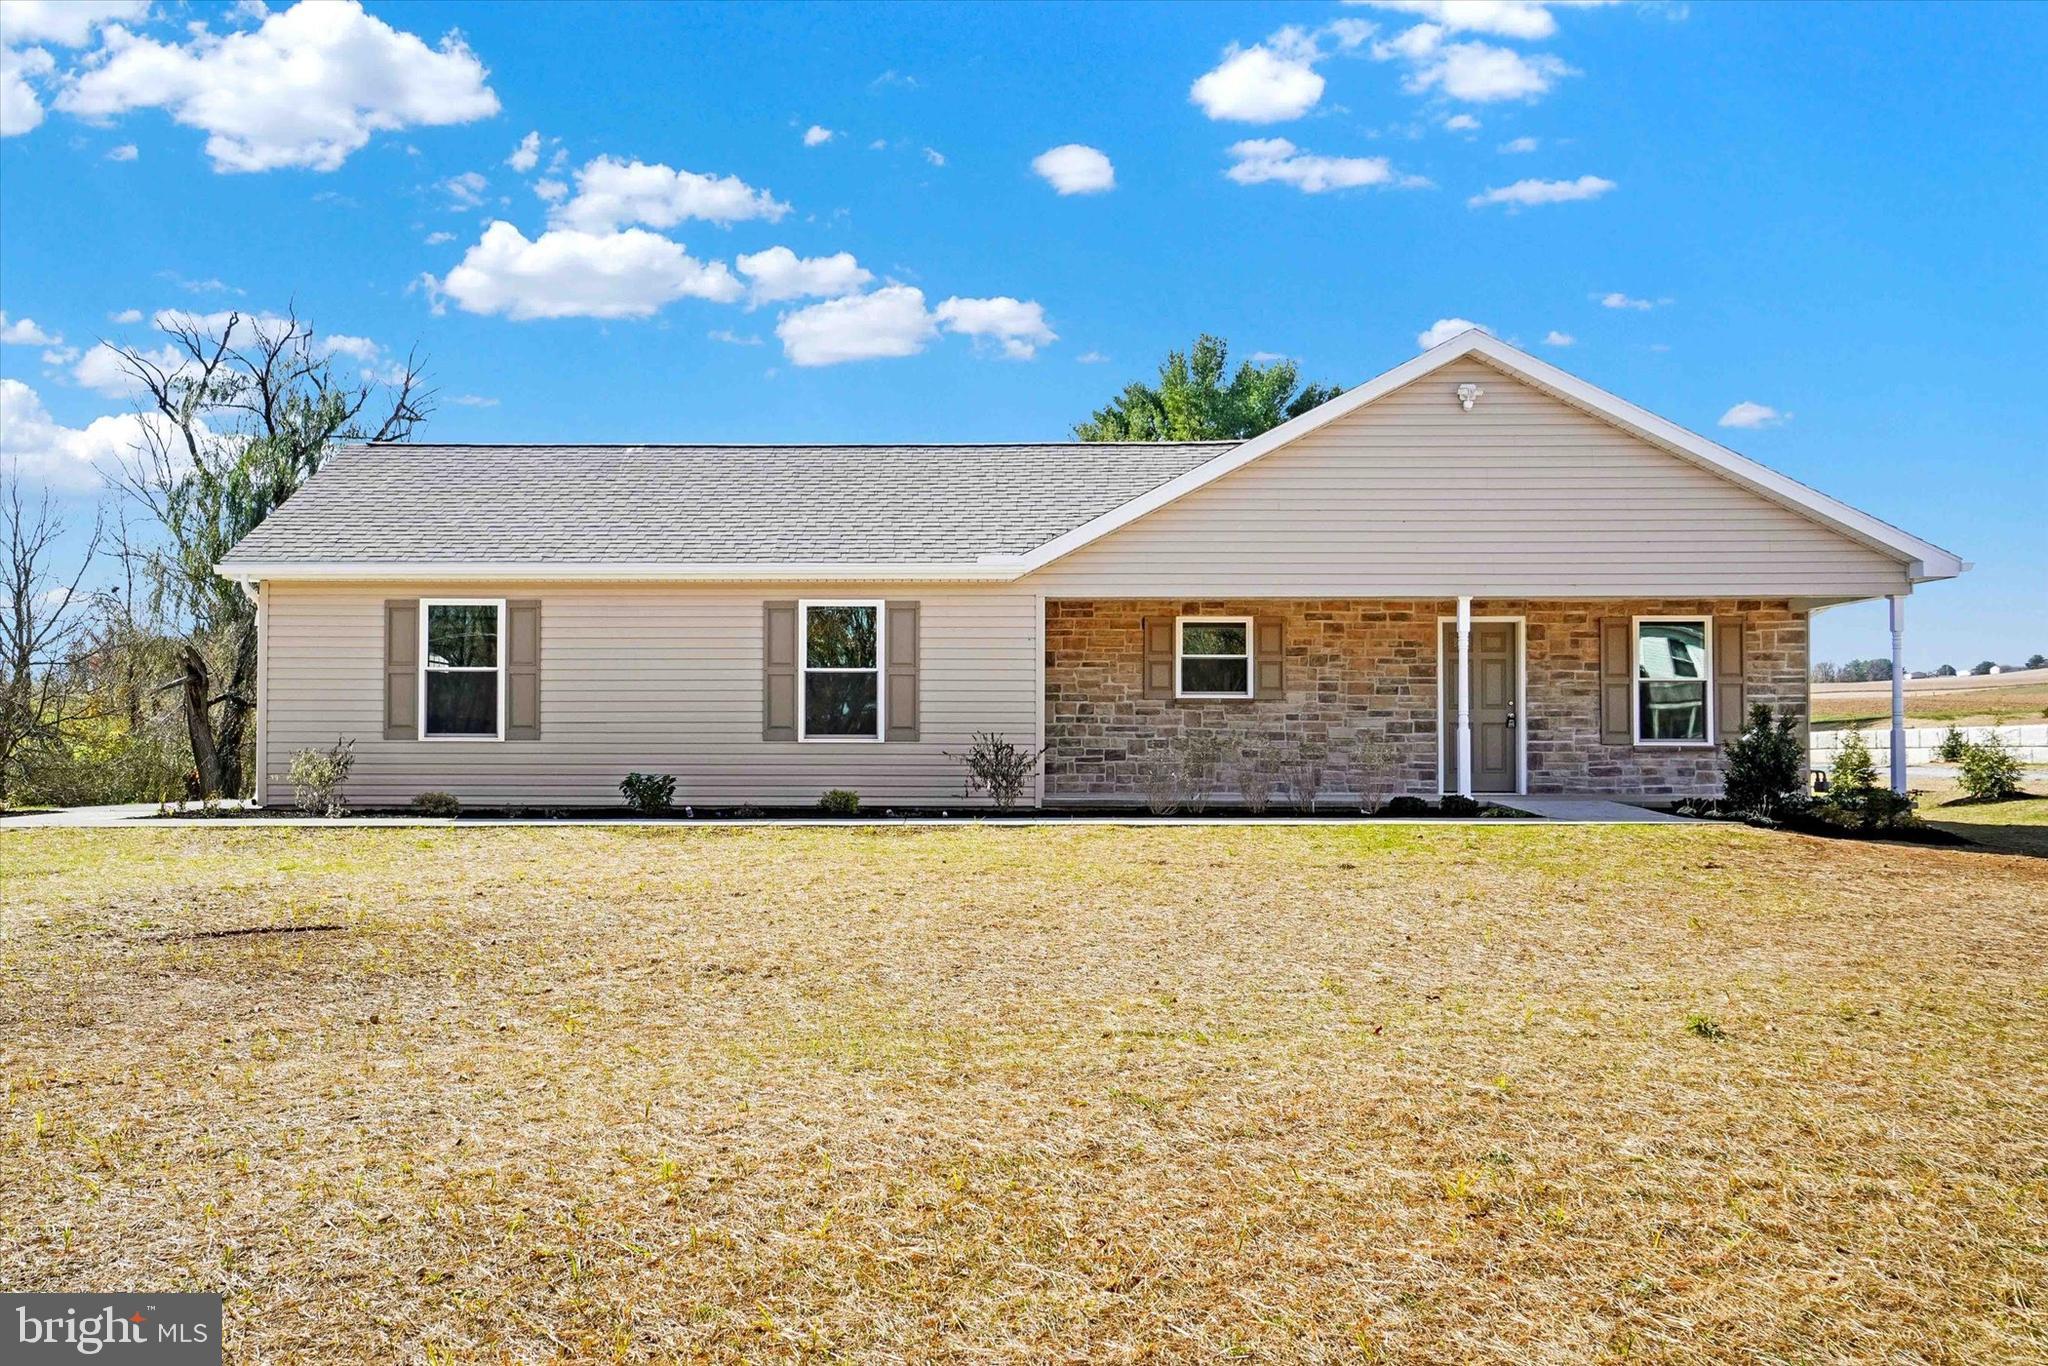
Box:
xmin=506 ymin=600 xmax=541 ymax=740
xmin=884 ymin=600 xmax=920 ymax=741
xmin=385 ymin=599 xmax=419 ymax=740
xmin=1142 ymin=616 xmax=1175 ymax=699
xmin=1714 ymin=618 xmax=1745 ymax=742
xmin=1599 ymin=618 xmax=1632 ymax=745
xmin=763 ymin=601 xmax=798 ymax=741
xmin=1254 ymin=617 xmax=1285 ymax=697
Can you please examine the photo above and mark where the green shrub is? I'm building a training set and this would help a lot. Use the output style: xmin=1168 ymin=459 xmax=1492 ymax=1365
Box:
xmin=1380 ymin=795 xmax=1431 ymax=817
xmin=411 ymin=791 xmax=461 ymax=817
xmin=1684 ymin=1012 xmax=1727 ymax=1041
xmin=819 ymin=788 xmax=860 ymax=816
xmin=1829 ymin=730 xmax=1878 ymax=796
xmin=1438 ymin=794 xmax=1482 ymax=816
xmin=287 ymin=737 xmax=356 ymax=817
xmin=1818 ymin=784 xmax=1918 ymax=833
xmin=1722 ymin=704 xmax=1807 ymax=819
xmin=1934 ymin=725 xmax=1970 ymax=764
xmin=1956 ymin=733 xmax=2023 ymax=802
xmin=619 ymin=771 xmax=676 ymax=814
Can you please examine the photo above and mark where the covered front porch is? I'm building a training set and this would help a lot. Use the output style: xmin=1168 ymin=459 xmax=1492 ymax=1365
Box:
xmin=1040 ymin=596 xmax=1820 ymax=805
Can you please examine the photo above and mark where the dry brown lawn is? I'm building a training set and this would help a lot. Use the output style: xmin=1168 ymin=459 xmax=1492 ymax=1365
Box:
xmin=3 ymin=826 xmax=2045 ymax=1363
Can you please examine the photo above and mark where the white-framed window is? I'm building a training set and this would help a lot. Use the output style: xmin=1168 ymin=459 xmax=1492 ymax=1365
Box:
xmin=1633 ymin=616 xmax=1711 ymax=745
xmin=1176 ymin=616 xmax=1254 ymax=699
xmin=420 ymin=598 xmax=505 ymax=741
xmin=799 ymin=600 xmax=885 ymax=741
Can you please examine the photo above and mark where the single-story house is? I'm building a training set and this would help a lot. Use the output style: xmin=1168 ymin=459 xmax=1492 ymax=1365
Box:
xmin=218 ymin=330 xmax=1964 ymax=810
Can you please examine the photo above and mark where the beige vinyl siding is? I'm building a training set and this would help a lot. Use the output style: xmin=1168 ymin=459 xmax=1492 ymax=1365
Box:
xmin=262 ymin=581 xmax=1037 ymax=808
xmin=1024 ymin=358 xmax=1912 ymax=599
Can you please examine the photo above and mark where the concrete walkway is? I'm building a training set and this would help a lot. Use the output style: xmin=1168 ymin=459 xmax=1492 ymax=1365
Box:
xmin=1487 ymin=795 xmax=1697 ymax=823
xmin=0 ymin=801 xmax=1702 ymax=829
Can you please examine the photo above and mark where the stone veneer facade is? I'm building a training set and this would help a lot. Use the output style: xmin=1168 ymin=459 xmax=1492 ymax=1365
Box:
xmin=1043 ymin=598 xmax=1809 ymax=803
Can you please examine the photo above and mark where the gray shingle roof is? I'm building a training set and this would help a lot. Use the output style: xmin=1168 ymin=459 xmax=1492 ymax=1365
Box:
xmin=220 ymin=441 xmax=1235 ymax=567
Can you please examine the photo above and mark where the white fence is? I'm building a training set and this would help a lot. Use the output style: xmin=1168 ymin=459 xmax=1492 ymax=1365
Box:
xmin=1811 ymin=723 xmax=2048 ymax=768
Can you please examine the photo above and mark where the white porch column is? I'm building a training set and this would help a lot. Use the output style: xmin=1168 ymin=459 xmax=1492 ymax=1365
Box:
xmin=1888 ymin=594 xmax=1907 ymax=794
xmin=1456 ymin=595 xmax=1473 ymax=798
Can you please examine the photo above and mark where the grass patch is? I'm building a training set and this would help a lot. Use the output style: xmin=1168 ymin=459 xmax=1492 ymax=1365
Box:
xmin=3 ymin=825 xmax=2045 ymax=1360
xmin=1916 ymin=777 xmax=2048 ymax=857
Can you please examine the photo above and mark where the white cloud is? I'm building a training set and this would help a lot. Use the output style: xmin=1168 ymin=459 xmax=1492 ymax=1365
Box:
xmin=424 ymin=230 xmax=454 ymax=245
xmin=1225 ymin=138 xmax=1428 ymax=193
xmin=1598 ymin=291 xmax=1659 ymax=309
xmin=1499 ymin=135 xmax=1539 ymax=153
xmin=550 ymin=155 xmax=789 ymax=232
xmin=76 ymin=338 xmax=158 ymax=396
xmin=533 ymin=177 xmax=567 ymax=203
xmin=105 ymin=141 xmax=137 ymax=160
xmin=0 ymin=312 xmax=59 ymax=345
xmin=0 ymin=43 xmax=55 ymax=137
xmin=1248 ymin=351 xmax=1293 ymax=363
xmin=108 ymin=308 xmax=143 ymax=324
xmin=1031 ymin=143 xmax=1115 ymax=195
xmin=734 ymin=246 xmax=872 ymax=306
xmin=431 ymin=221 xmax=742 ymax=320
xmin=771 ymin=285 xmax=1055 ymax=366
xmin=1394 ymin=34 xmax=1573 ymax=101
xmin=1 ymin=1 xmax=144 ymax=136
xmin=0 ymin=1 xmax=150 ymax=47
xmin=922 ymin=146 xmax=945 ymax=166
xmin=1417 ymin=317 xmax=1489 ymax=349
xmin=55 ymin=0 xmax=500 ymax=173
xmin=1189 ymin=44 xmax=1325 ymax=123
xmin=1076 ymin=350 xmax=1110 ymax=364
xmin=442 ymin=170 xmax=488 ymax=209
xmin=1543 ymin=329 xmax=1573 ymax=346
xmin=708 ymin=329 xmax=763 ymax=347
xmin=776 ymin=285 xmax=936 ymax=367
xmin=1467 ymin=173 xmax=1614 ymax=208
xmin=76 ymin=322 xmax=388 ymax=396
xmin=0 ymin=377 xmax=169 ymax=490
xmin=506 ymin=130 xmax=540 ymax=173
xmin=933 ymin=296 xmax=1056 ymax=359
xmin=1718 ymin=401 xmax=1787 ymax=430
xmin=802 ymin=124 xmax=834 ymax=147
xmin=1354 ymin=1 xmax=1564 ymax=41
xmin=1443 ymin=113 xmax=1480 ymax=131
xmin=445 ymin=393 xmax=498 ymax=407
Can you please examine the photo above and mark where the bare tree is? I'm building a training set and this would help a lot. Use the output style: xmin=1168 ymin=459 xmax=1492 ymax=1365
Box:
xmin=0 ymin=465 xmax=101 ymax=804
xmin=109 ymin=307 xmax=431 ymax=796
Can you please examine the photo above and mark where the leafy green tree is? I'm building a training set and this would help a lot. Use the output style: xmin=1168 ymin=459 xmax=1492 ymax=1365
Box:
xmin=2026 ymin=653 xmax=2046 ymax=670
xmin=113 ymin=309 xmax=430 ymax=797
xmin=1075 ymin=334 xmax=1341 ymax=442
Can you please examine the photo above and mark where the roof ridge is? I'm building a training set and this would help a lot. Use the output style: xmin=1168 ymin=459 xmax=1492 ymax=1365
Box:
xmin=342 ymin=440 xmax=1242 ymax=450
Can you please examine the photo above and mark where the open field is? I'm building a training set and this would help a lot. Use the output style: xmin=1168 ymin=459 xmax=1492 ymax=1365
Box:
xmin=1811 ymin=679 xmax=2048 ymax=729
xmin=3 ymin=827 xmax=2044 ymax=1362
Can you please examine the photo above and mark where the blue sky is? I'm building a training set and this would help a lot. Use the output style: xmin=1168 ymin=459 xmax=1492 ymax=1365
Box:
xmin=1 ymin=0 xmax=2041 ymax=667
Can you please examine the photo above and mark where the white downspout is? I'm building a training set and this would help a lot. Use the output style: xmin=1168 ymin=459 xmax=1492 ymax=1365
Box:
xmin=1456 ymin=595 xmax=1473 ymax=799
xmin=247 ymin=578 xmax=267 ymax=808
xmin=1888 ymin=594 xmax=1907 ymax=794
xmin=1034 ymin=594 xmax=1047 ymax=809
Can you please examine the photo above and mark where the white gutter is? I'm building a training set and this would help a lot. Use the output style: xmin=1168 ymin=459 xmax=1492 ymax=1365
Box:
xmin=218 ymin=559 xmax=1023 ymax=584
